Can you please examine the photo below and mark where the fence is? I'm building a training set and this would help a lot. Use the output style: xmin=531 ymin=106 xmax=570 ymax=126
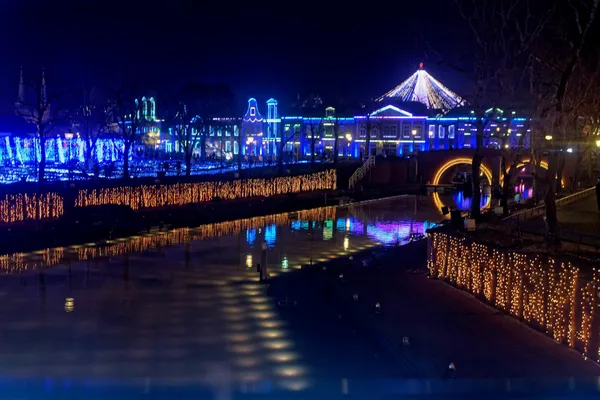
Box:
xmin=503 ymin=186 xmax=596 ymax=223
xmin=428 ymin=230 xmax=600 ymax=361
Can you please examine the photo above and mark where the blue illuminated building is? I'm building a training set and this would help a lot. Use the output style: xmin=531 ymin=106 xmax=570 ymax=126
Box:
xmin=0 ymin=66 xmax=532 ymax=181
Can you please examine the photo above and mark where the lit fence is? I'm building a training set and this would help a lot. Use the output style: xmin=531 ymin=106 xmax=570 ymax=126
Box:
xmin=0 ymin=193 xmax=64 ymax=224
xmin=75 ymin=169 xmax=337 ymax=210
xmin=428 ymin=231 xmax=600 ymax=361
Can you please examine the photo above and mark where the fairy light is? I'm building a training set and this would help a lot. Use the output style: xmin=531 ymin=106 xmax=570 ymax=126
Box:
xmin=428 ymin=231 xmax=600 ymax=361
xmin=75 ymin=169 xmax=336 ymax=210
xmin=0 ymin=193 xmax=63 ymax=223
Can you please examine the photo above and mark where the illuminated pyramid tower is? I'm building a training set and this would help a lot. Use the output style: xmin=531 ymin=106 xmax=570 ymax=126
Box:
xmin=376 ymin=63 xmax=464 ymax=111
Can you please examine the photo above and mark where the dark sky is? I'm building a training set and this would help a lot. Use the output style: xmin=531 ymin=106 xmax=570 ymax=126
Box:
xmin=0 ymin=0 xmax=463 ymax=111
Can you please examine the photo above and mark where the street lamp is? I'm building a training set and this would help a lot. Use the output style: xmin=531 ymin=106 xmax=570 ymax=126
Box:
xmin=411 ymin=129 xmax=417 ymax=153
xmin=345 ymin=133 xmax=352 ymax=161
xmin=545 ymin=135 xmax=553 ymax=141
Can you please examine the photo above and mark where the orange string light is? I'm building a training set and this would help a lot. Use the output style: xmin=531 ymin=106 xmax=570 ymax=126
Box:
xmin=428 ymin=232 xmax=600 ymax=361
xmin=76 ymin=170 xmax=337 ymax=210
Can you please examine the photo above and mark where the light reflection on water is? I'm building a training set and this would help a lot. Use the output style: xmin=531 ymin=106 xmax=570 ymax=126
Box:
xmin=0 ymin=195 xmax=452 ymax=392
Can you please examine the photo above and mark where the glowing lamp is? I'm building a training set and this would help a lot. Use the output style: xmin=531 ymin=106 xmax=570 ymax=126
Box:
xmin=64 ymin=132 xmax=74 ymax=140
xmin=545 ymin=135 xmax=553 ymax=141
xmin=596 ymin=140 xmax=600 ymax=148
xmin=411 ymin=129 xmax=417 ymax=136
xmin=345 ymin=133 xmax=352 ymax=141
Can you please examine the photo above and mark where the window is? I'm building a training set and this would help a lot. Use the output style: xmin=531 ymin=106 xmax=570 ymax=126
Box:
xmin=413 ymin=125 xmax=422 ymax=138
xmin=234 ymin=125 xmax=239 ymax=136
xmin=438 ymin=126 xmax=445 ymax=139
xmin=359 ymin=125 xmax=366 ymax=137
xmin=226 ymin=127 xmax=231 ymax=136
xmin=428 ymin=125 xmax=436 ymax=138
xmin=233 ymin=141 xmax=239 ymax=154
xmin=402 ymin=124 xmax=411 ymax=138
xmin=250 ymin=107 xmax=255 ymax=116
xmin=284 ymin=124 xmax=290 ymax=132
xmin=448 ymin=125 xmax=455 ymax=139
xmin=383 ymin=125 xmax=398 ymax=137
xmin=225 ymin=141 xmax=231 ymax=152
xmin=370 ymin=128 xmax=379 ymax=138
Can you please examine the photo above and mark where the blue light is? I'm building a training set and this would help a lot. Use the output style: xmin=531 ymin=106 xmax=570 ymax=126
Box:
xmin=246 ymin=228 xmax=256 ymax=244
xmin=264 ymin=224 xmax=276 ymax=246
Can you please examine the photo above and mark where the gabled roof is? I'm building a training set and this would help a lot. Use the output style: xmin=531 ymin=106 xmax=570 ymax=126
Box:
xmin=369 ymin=105 xmax=413 ymax=117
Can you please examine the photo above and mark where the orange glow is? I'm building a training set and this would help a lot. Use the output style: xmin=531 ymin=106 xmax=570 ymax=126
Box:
xmin=432 ymin=157 xmax=493 ymax=186
xmin=431 ymin=157 xmax=492 ymax=214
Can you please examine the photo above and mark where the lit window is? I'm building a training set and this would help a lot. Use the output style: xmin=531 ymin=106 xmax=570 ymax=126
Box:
xmin=234 ymin=141 xmax=239 ymax=154
xmin=429 ymin=125 xmax=436 ymax=138
xmin=438 ymin=126 xmax=445 ymax=139
xmin=250 ymin=107 xmax=255 ymax=116
xmin=448 ymin=125 xmax=455 ymax=139
xmin=225 ymin=141 xmax=231 ymax=152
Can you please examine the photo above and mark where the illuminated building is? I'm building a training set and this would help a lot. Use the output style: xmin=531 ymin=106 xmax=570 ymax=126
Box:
xmin=0 ymin=67 xmax=531 ymax=178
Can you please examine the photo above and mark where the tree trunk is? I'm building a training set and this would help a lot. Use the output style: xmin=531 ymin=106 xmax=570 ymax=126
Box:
xmin=544 ymin=153 xmax=560 ymax=246
xmin=556 ymin=155 xmax=565 ymax=194
xmin=38 ymin=134 xmax=46 ymax=184
xmin=501 ymin=176 xmax=511 ymax=216
xmin=471 ymin=153 xmax=482 ymax=217
xmin=200 ymin=136 xmax=207 ymax=160
xmin=185 ymin=149 xmax=192 ymax=176
xmin=333 ymin=132 xmax=339 ymax=165
xmin=123 ymin=140 xmax=131 ymax=179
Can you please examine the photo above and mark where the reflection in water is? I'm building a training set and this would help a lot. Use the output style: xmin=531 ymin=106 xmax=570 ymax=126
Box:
xmin=246 ymin=228 xmax=256 ymax=245
xmin=264 ymin=224 xmax=277 ymax=247
xmin=0 ymin=196 xmax=448 ymax=392
xmin=453 ymin=191 xmax=490 ymax=212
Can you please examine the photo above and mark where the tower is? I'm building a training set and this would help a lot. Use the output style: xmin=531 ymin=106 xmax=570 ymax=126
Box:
xmin=266 ymin=98 xmax=279 ymax=156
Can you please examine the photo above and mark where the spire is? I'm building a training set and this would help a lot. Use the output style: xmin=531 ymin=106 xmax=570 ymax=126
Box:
xmin=41 ymin=68 xmax=47 ymax=104
xmin=17 ymin=66 xmax=24 ymax=103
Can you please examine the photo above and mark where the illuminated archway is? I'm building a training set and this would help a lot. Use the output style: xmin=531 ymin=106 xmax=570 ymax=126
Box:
xmin=431 ymin=157 xmax=493 ymax=214
xmin=514 ymin=158 xmax=564 ymax=186
xmin=432 ymin=157 xmax=493 ymax=186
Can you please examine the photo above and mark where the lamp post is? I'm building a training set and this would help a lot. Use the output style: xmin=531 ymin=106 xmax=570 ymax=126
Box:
xmin=411 ymin=129 xmax=417 ymax=154
xmin=64 ymin=131 xmax=74 ymax=180
xmin=345 ymin=133 xmax=352 ymax=161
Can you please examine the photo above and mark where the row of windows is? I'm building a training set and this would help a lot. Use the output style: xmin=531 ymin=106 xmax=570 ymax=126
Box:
xmin=428 ymin=125 xmax=455 ymax=139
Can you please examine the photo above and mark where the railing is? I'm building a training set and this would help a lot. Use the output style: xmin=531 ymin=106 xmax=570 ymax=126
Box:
xmin=502 ymin=186 xmax=596 ymax=223
xmin=348 ymin=156 xmax=375 ymax=189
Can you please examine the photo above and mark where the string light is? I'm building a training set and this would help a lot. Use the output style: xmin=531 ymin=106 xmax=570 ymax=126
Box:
xmin=0 ymin=193 xmax=63 ymax=223
xmin=429 ymin=231 xmax=600 ymax=361
xmin=76 ymin=170 xmax=337 ymax=210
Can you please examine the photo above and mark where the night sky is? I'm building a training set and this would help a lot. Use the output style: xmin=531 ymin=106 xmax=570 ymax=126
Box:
xmin=0 ymin=0 xmax=464 ymax=111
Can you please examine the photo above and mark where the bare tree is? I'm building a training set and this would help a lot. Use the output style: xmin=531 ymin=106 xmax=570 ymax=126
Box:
xmin=112 ymin=84 xmax=142 ymax=179
xmin=530 ymin=0 xmax=599 ymax=244
xmin=169 ymin=100 xmax=196 ymax=176
xmin=438 ymin=0 xmax=552 ymax=217
xmin=306 ymin=117 xmax=324 ymax=168
xmin=15 ymin=70 xmax=63 ymax=184
xmin=73 ymin=86 xmax=115 ymax=171
xmin=277 ymin=122 xmax=295 ymax=171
